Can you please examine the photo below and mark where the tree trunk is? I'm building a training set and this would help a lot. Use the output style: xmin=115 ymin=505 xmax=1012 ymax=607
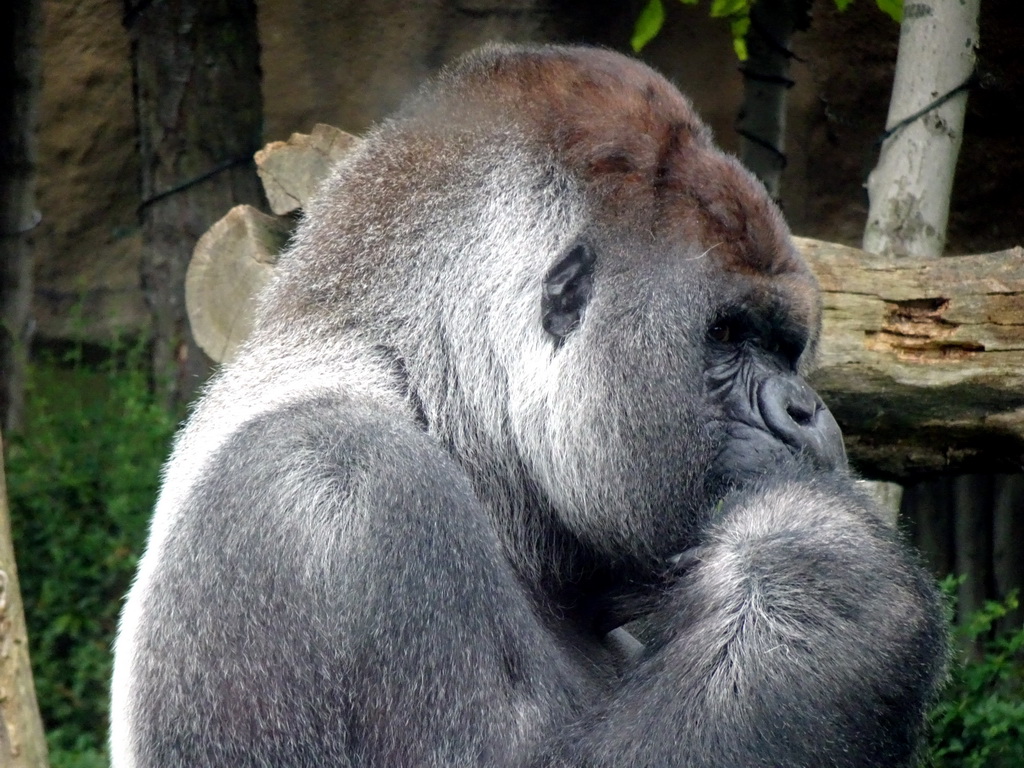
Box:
xmin=856 ymin=2 xmax=1014 ymax=629
xmin=0 ymin=0 xmax=42 ymax=434
xmin=992 ymin=474 xmax=1024 ymax=631
xmin=953 ymin=475 xmax=993 ymax=628
xmin=859 ymin=0 xmax=979 ymax=520
xmin=904 ymin=478 xmax=954 ymax=576
xmin=125 ymin=0 xmax=264 ymax=409
xmin=736 ymin=0 xmax=809 ymax=200
xmin=863 ymin=0 xmax=980 ymax=258
xmin=0 ymin=428 xmax=49 ymax=768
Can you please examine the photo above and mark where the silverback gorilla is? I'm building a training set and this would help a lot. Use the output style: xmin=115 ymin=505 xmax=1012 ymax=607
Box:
xmin=112 ymin=44 xmax=946 ymax=767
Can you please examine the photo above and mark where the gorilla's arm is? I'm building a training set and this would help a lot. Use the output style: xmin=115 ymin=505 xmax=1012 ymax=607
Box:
xmin=548 ymin=472 xmax=946 ymax=768
xmin=118 ymin=396 xmax=942 ymax=768
xmin=117 ymin=394 xmax=594 ymax=767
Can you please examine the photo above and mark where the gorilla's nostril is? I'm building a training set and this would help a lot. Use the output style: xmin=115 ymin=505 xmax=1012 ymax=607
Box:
xmin=757 ymin=376 xmax=845 ymax=470
xmin=786 ymin=400 xmax=815 ymax=426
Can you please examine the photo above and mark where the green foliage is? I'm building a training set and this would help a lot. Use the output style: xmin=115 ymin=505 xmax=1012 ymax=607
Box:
xmin=632 ymin=0 xmax=904 ymax=58
xmin=928 ymin=577 xmax=1024 ymax=767
xmin=835 ymin=0 xmax=903 ymax=23
xmin=632 ymin=0 xmax=752 ymax=58
xmin=631 ymin=0 xmax=670 ymax=53
xmin=6 ymin=340 xmax=176 ymax=766
xmin=874 ymin=0 xmax=902 ymax=23
xmin=708 ymin=0 xmax=753 ymax=60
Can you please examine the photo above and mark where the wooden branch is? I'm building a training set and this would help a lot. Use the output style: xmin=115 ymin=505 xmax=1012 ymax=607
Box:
xmin=187 ymin=130 xmax=1024 ymax=477
xmin=800 ymin=237 xmax=1024 ymax=476
xmin=255 ymin=124 xmax=361 ymax=215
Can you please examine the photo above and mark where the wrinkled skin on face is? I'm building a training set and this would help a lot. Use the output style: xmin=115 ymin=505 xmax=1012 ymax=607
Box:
xmin=704 ymin=312 xmax=847 ymax=490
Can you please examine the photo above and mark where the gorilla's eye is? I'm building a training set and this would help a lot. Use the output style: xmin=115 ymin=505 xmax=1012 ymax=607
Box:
xmin=542 ymin=243 xmax=596 ymax=344
xmin=708 ymin=322 xmax=732 ymax=344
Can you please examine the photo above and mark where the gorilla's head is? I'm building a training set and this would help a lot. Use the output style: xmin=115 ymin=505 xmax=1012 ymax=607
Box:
xmin=260 ymin=44 xmax=845 ymax=573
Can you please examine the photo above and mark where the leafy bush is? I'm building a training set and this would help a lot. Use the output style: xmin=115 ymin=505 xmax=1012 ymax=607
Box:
xmin=6 ymin=341 xmax=176 ymax=765
xmin=928 ymin=578 xmax=1024 ymax=767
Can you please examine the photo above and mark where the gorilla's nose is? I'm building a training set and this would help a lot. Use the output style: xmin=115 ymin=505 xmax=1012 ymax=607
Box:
xmin=758 ymin=376 xmax=848 ymax=471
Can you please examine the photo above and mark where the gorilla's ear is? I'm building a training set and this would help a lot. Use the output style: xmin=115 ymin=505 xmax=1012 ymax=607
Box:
xmin=542 ymin=243 xmax=596 ymax=344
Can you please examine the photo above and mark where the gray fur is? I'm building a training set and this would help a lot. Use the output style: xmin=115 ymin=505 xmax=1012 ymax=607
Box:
xmin=112 ymin=44 xmax=945 ymax=767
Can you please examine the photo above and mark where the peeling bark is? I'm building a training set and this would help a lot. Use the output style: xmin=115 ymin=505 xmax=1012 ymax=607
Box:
xmin=125 ymin=0 xmax=264 ymax=408
xmin=801 ymin=237 xmax=1024 ymax=476
xmin=0 ymin=428 xmax=48 ymax=768
xmin=863 ymin=0 xmax=980 ymax=258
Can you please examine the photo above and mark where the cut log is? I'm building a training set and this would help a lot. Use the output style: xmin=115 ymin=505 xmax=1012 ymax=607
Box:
xmin=185 ymin=205 xmax=291 ymax=363
xmin=255 ymin=124 xmax=361 ymax=215
xmin=800 ymin=237 xmax=1024 ymax=476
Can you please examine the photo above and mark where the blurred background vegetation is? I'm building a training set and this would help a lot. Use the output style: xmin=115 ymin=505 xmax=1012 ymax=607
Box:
xmin=6 ymin=344 xmax=175 ymax=766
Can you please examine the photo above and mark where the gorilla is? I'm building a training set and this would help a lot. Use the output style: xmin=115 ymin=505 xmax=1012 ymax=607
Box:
xmin=111 ymin=44 xmax=946 ymax=767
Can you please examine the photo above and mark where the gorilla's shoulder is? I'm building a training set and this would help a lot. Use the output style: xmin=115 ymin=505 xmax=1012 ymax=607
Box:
xmin=190 ymin=394 xmax=476 ymax=525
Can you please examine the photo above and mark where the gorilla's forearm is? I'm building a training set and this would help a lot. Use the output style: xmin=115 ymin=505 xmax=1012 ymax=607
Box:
xmin=559 ymin=475 xmax=946 ymax=767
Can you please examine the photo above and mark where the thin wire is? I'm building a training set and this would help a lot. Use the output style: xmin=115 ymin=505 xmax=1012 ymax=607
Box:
xmin=137 ymin=154 xmax=255 ymax=213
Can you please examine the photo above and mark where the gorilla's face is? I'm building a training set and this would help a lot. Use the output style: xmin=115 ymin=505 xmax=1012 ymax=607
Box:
xmin=703 ymin=298 xmax=847 ymax=487
xmin=518 ymin=223 xmax=846 ymax=564
xmin=285 ymin=45 xmax=848 ymax=568
xmin=474 ymin=48 xmax=847 ymax=562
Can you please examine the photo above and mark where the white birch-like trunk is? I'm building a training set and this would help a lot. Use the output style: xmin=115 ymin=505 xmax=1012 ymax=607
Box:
xmin=862 ymin=0 xmax=979 ymax=259
xmin=860 ymin=0 xmax=980 ymax=520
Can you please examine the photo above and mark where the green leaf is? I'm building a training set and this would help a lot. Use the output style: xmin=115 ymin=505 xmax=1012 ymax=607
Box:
xmin=729 ymin=14 xmax=751 ymax=61
xmin=875 ymin=0 xmax=903 ymax=23
xmin=834 ymin=0 xmax=855 ymax=10
xmin=709 ymin=0 xmax=752 ymax=17
xmin=631 ymin=0 xmax=666 ymax=53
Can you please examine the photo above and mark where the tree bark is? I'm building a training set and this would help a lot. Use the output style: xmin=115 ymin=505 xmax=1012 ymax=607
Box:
xmin=905 ymin=478 xmax=954 ymax=576
xmin=0 ymin=428 xmax=49 ymax=768
xmin=953 ymin=474 xmax=993 ymax=629
xmin=992 ymin=474 xmax=1024 ymax=631
xmin=125 ymin=0 xmax=264 ymax=409
xmin=863 ymin=0 xmax=980 ymax=258
xmin=0 ymin=0 xmax=42 ymax=434
xmin=802 ymin=238 xmax=1024 ymax=477
xmin=736 ymin=0 xmax=809 ymax=200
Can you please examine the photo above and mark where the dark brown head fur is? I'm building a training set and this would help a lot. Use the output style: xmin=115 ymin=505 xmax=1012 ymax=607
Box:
xmin=420 ymin=44 xmax=819 ymax=335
